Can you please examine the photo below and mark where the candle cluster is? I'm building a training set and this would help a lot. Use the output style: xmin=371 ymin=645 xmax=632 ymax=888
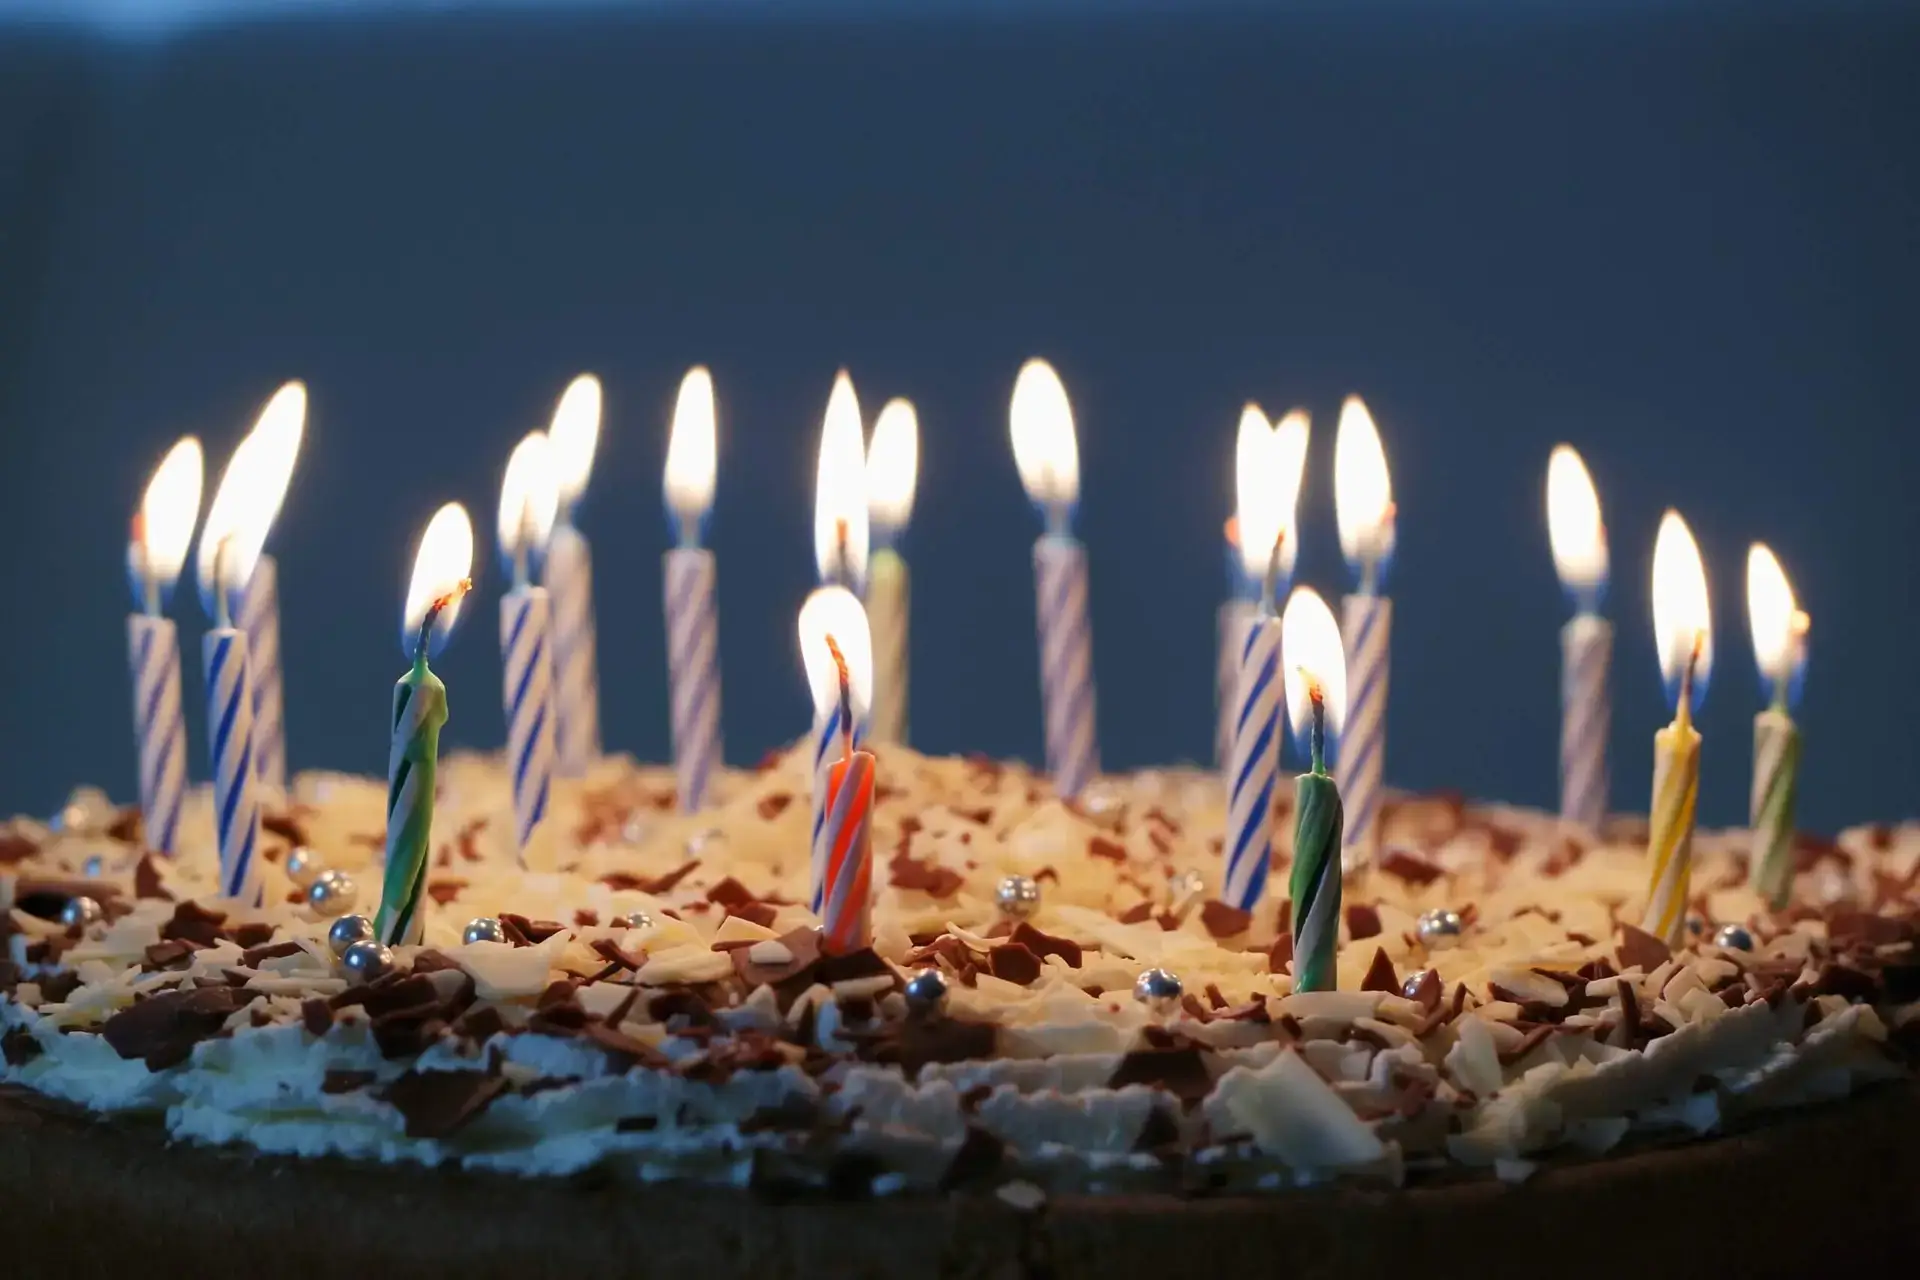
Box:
xmin=118 ymin=363 xmax=1813 ymax=996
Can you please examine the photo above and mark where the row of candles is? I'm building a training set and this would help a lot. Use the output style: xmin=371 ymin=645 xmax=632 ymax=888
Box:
xmin=122 ymin=362 xmax=1809 ymax=986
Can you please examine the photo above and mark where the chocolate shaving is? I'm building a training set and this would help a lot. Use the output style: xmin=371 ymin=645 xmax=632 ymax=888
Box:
xmin=1267 ymin=932 xmax=1294 ymax=974
xmin=0 ymin=834 xmax=38 ymax=865
xmin=857 ymin=1018 xmax=997 ymax=1074
xmin=986 ymin=942 xmax=1042 ymax=986
xmin=454 ymin=1005 xmax=506 ymax=1042
xmin=1345 ymin=904 xmax=1382 ymax=941
xmin=1009 ymin=921 xmax=1082 ymax=968
xmin=1360 ymin=947 xmax=1400 ymax=994
xmin=1499 ymin=1024 xmax=1556 ymax=1065
xmin=261 ymin=811 xmax=310 ymax=846
xmin=142 ymin=940 xmax=197 ymax=971
xmin=1405 ymin=967 xmax=1443 ymax=1011
xmin=500 ymin=914 xmax=566 ymax=944
xmin=240 ymin=940 xmax=303 ymax=968
xmin=382 ymin=1069 xmax=508 ymax=1139
xmin=427 ymin=880 xmax=466 ymax=906
xmin=940 ymin=1124 xmax=1006 ymax=1189
xmin=1088 ymin=836 xmax=1128 ymax=863
xmin=1617 ymin=924 xmax=1671 ymax=973
xmin=133 ymin=853 xmax=173 ymax=901
xmin=1116 ymin=901 xmax=1154 ymax=925
xmin=2 ymin=1026 xmax=42 ymax=1066
xmin=817 ymin=946 xmax=893 ymax=987
xmin=887 ymin=850 xmax=965 ymax=900
xmin=1109 ymin=1043 xmax=1212 ymax=1104
xmin=101 ymin=986 xmax=258 ymax=1071
xmin=322 ymin=1069 xmax=376 ymax=1094
xmin=1199 ymin=900 xmax=1252 ymax=940
xmin=756 ymin=792 xmax=794 ymax=820
xmin=1377 ymin=848 xmax=1445 ymax=887
xmin=230 ymin=922 xmax=273 ymax=949
xmin=159 ymin=901 xmax=227 ymax=949
xmin=301 ymin=998 xmax=333 ymax=1036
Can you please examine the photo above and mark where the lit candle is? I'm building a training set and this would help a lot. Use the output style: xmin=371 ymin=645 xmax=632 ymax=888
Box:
xmin=1216 ymin=407 xmax=1307 ymax=769
xmin=1282 ymin=587 xmax=1348 ymax=993
xmin=799 ymin=587 xmax=873 ymax=925
xmin=199 ymin=382 xmax=305 ymax=796
xmin=125 ymin=437 xmax=203 ymax=855
xmin=1643 ymin=511 xmax=1712 ymax=946
xmin=1009 ymin=358 xmax=1098 ymax=798
xmin=376 ymin=505 xmax=473 ymax=947
xmin=196 ymin=434 xmax=283 ymax=907
xmin=1746 ymin=544 xmax=1807 ymax=909
xmin=865 ymin=397 xmax=919 ymax=744
xmin=1221 ymin=412 xmax=1300 ymax=913
xmin=545 ymin=373 xmax=604 ymax=777
xmin=497 ymin=432 xmax=560 ymax=862
xmin=1546 ymin=445 xmax=1612 ymax=832
xmin=663 ymin=366 xmax=723 ymax=812
xmin=1333 ymin=395 xmax=1395 ymax=869
xmin=814 ymin=371 xmax=869 ymax=594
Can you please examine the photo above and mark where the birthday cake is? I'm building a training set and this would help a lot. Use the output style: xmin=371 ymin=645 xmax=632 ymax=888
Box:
xmin=2 ymin=747 xmax=1917 ymax=1277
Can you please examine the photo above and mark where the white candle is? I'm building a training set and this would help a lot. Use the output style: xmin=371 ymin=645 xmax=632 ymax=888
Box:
xmin=1010 ymin=358 xmax=1098 ymax=799
xmin=1546 ymin=445 xmax=1612 ymax=832
xmin=1333 ymin=395 xmax=1395 ymax=870
xmin=497 ymin=432 xmax=559 ymax=862
xmin=663 ymin=366 xmax=723 ymax=812
xmin=865 ymin=397 xmax=918 ymax=744
xmin=197 ymin=432 xmax=285 ymax=907
xmin=799 ymin=587 xmax=872 ymax=916
xmin=546 ymin=373 xmax=605 ymax=777
xmin=126 ymin=436 xmax=202 ymax=856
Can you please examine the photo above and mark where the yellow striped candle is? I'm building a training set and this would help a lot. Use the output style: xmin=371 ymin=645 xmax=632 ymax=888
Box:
xmin=1642 ymin=511 xmax=1712 ymax=947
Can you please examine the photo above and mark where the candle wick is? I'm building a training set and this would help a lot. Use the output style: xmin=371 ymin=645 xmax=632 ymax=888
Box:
xmin=212 ymin=534 xmax=234 ymax=630
xmin=1306 ymin=674 xmax=1328 ymax=777
xmin=415 ymin=579 xmax=474 ymax=665
xmin=1259 ymin=529 xmax=1286 ymax=616
xmin=131 ymin=514 xmax=159 ymax=617
xmin=1677 ymin=629 xmax=1703 ymax=727
xmin=825 ymin=633 xmax=853 ymax=759
xmin=513 ymin=501 xmax=535 ymax=590
xmin=676 ymin=510 xmax=699 ymax=551
xmin=834 ymin=517 xmax=849 ymax=584
xmin=1044 ymin=498 xmax=1070 ymax=540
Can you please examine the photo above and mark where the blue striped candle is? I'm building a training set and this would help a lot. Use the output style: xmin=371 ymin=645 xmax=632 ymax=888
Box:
xmin=1547 ymin=446 xmax=1612 ymax=832
xmin=202 ymin=622 xmax=264 ymax=906
xmin=1222 ymin=612 xmax=1281 ymax=910
xmin=1034 ymin=536 xmax=1098 ymax=799
xmin=1215 ymin=598 xmax=1256 ymax=770
xmin=127 ymin=615 xmax=188 ymax=855
xmin=500 ymin=587 xmax=556 ymax=858
xmin=1333 ymin=395 xmax=1394 ymax=871
xmin=238 ymin=553 xmax=287 ymax=794
xmin=546 ymin=523 xmax=602 ymax=777
xmin=664 ymin=547 xmax=722 ymax=811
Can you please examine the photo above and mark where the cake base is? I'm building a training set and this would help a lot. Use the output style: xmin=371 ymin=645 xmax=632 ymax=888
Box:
xmin=4 ymin=1083 xmax=1915 ymax=1279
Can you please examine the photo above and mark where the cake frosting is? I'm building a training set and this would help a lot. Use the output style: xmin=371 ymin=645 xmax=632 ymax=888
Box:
xmin=2 ymin=744 xmax=1915 ymax=1198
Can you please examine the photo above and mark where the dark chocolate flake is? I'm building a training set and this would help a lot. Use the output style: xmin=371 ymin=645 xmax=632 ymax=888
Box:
xmin=1199 ymin=900 xmax=1253 ymax=940
xmin=1345 ymin=904 xmax=1382 ymax=941
xmin=1617 ymin=924 xmax=1672 ymax=973
xmin=986 ymin=942 xmax=1043 ymax=986
xmin=2 ymin=1026 xmax=42 ymax=1066
xmin=382 ymin=1069 xmax=509 ymax=1139
xmin=159 ymin=900 xmax=228 ymax=948
xmin=1109 ymin=1043 xmax=1212 ymax=1104
xmin=102 ymin=986 xmax=257 ymax=1071
xmin=1360 ymin=946 xmax=1400 ymax=994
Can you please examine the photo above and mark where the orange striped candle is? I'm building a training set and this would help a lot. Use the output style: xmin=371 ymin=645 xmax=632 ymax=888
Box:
xmin=818 ymin=634 xmax=875 ymax=953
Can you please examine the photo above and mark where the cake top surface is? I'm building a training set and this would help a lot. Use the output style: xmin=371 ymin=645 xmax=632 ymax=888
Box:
xmin=2 ymin=745 xmax=1916 ymax=1196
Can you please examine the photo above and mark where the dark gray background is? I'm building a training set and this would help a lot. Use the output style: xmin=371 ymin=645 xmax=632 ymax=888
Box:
xmin=1 ymin=3 xmax=1915 ymax=832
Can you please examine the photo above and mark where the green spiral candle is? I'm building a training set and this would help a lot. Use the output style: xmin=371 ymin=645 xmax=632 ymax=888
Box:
xmin=1746 ymin=544 xmax=1807 ymax=910
xmin=1289 ymin=676 xmax=1346 ymax=993
xmin=376 ymin=504 xmax=475 ymax=949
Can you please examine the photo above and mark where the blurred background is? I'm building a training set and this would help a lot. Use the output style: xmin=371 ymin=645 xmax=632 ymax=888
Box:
xmin=1 ymin=1 xmax=1916 ymax=833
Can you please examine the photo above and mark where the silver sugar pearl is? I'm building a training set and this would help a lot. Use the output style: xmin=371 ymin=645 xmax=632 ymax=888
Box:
xmin=995 ymin=874 xmax=1042 ymax=920
xmin=81 ymin=855 xmax=105 ymax=879
xmin=53 ymin=786 xmax=113 ymax=835
xmin=1074 ymin=778 xmax=1128 ymax=827
xmin=1415 ymin=908 xmax=1465 ymax=949
xmin=339 ymin=939 xmax=396 ymax=985
xmin=326 ymin=914 xmax=376 ymax=958
xmin=1712 ymin=923 xmax=1755 ymax=952
xmin=462 ymin=916 xmax=508 ymax=945
xmin=1133 ymin=967 xmax=1184 ymax=1015
xmin=283 ymin=846 xmax=323 ymax=889
xmin=614 ymin=909 xmax=656 ymax=931
xmin=306 ymin=870 xmax=358 ymax=917
xmin=59 ymin=895 xmax=103 ymax=929
xmin=903 ymin=968 xmax=950 ymax=1017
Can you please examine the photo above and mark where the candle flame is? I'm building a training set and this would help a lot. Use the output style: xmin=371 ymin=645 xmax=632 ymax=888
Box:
xmin=194 ymin=381 xmax=306 ymax=602
xmin=402 ymin=503 xmax=475 ymax=660
xmin=1234 ymin=404 xmax=1309 ymax=585
xmin=132 ymin=436 xmax=204 ymax=603
xmin=1746 ymin=542 xmax=1807 ymax=705
xmin=1282 ymin=586 xmax=1347 ymax=746
xmin=664 ymin=365 xmax=718 ymax=523
xmin=866 ymin=397 xmax=919 ymax=533
xmin=798 ymin=585 xmax=872 ymax=725
xmin=1009 ymin=357 xmax=1080 ymax=511
xmin=1546 ymin=444 xmax=1608 ymax=599
xmin=548 ymin=373 xmax=602 ymax=508
xmin=813 ymin=370 xmax=869 ymax=586
xmin=497 ymin=431 xmax=560 ymax=567
xmin=1334 ymin=394 xmax=1394 ymax=575
xmin=1651 ymin=510 xmax=1713 ymax=710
